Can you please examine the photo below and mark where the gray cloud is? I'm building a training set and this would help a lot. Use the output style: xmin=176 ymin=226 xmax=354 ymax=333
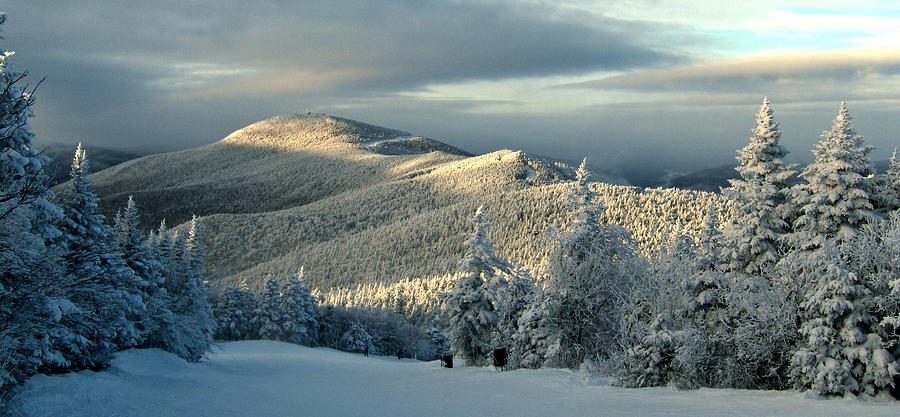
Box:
xmin=1 ymin=1 xmax=678 ymax=152
xmin=3 ymin=3 xmax=897 ymax=186
xmin=544 ymin=48 xmax=900 ymax=172
xmin=6 ymin=1 xmax=677 ymax=95
xmin=558 ymin=48 xmax=900 ymax=99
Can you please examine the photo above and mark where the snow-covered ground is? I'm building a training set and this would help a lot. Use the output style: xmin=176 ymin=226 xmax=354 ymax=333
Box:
xmin=10 ymin=341 xmax=898 ymax=417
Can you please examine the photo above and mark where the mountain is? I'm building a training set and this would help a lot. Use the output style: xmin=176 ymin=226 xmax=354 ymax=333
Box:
xmin=525 ymin=153 xmax=630 ymax=186
xmin=58 ymin=114 xmax=728 ymax=315
xmin=66 ymin=114 xmax=475 ymax=229
xmin=666 ymin=164 xmax=737 ymax=193
xmin=664 ymin=160 xmax=891 ymax=193
xmin=40 ymin=142 xmax=141 ymax=187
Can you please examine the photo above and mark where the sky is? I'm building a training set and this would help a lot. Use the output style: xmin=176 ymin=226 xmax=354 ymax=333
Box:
xmin=2 ymin=1 xmax=900 ymax=183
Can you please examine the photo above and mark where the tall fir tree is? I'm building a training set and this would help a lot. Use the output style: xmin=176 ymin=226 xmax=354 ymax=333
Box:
xmin=173 ymin=215 xmax=215 ymax=360
xmin=620 ymin=313 xmax=680 ymax=388
xmin=213 ymin=281 xmax=257 ymax=341
xmin=720 ymin=98 xmax=795 ymax=277
xmin=515 ymin=289 xmax=554 ymax=369
xmin=442 ymin=206 xmax=504 ymax=366
xmin=55 ymin=144 xmax=146 ymax=369
xmin=0 ymin=15 xmax=65 ymax=397
xmin=455 ymin=206 xmax=533 ymax=366
xmin=153 ymin=220 xmax=172 ymax=272
xmin=485 ymin=269 xmax=533 ymax=367
xmin=185 ymin=215 xmax=204 ymax=279
xmin=254 ymin=276 xmax=285 ymax=341
xmin=791 ymin=102 xmax=877 ymax=251
xmin=684 ymin=204 xmax=727 ymax=315
xmin=280 ymin=267 xmax=320 ymax=346
xmin=540 ymin=159 xmax=639 ymax=368
xmin=615 ymin=234 xmax=694 ymax=388
xmin=791 ymin=245 xmax=897 ymax=397
xmin=873 ymin=148 xmax=899 ymax=214
xmin=838 ymin=210 xmax=900 ymax=398
xmin=113 ymin=196 xmax=174 ymax=348
xmin=340 ymin=322 xmax=373 ymax=353
xmin=147 ymin=217 xmax=214 ymax=361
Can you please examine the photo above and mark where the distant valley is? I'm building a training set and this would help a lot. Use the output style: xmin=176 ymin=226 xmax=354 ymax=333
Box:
xmin=41 ymin=142 xmax=142 ymax=187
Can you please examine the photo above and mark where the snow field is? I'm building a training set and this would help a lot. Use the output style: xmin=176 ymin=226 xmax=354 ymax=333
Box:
xmin=11 ymin=341 xmax=898 ymax=417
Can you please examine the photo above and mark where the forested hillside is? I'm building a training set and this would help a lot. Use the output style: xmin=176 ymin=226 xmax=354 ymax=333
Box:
xmin=67 ymin=114 xmax=730 ymax=302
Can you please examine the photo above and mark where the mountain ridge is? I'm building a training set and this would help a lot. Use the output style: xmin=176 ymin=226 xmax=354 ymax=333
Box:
xmin=55 ymin=114 xmax=728 ymax=313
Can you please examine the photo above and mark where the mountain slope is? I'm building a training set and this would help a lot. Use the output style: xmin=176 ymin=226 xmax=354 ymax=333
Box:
xmin=60 ymin=114 xmax=468 ymax=228
xmin=69 ymin=114 xmax=730 ymax=313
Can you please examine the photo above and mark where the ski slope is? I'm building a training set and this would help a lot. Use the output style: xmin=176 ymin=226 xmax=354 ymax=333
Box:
xmin=10 ymin=341 xmax=898 ymax=417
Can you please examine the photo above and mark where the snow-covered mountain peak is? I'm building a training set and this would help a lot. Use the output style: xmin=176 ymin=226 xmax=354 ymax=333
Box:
xmin=220 ymin=113 xmax=412 ymax=150
xmin=218 ymin=113 xmax=472 ymax=157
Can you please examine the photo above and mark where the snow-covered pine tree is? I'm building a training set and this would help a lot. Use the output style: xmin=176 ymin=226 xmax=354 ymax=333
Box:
xmin=185 ymin=215 xmax=204 ymax=278
xmin=280 ymin=267 xmax=320 ymax=346
xmin=172 ymin=232 xmax=189 ymax=284
xmin=113 ymin=196 xmax=174 ymax=349
xmin=615 ymin=233 xmax=694 ymax=388
xmin=870 ymin=212 xmax=900 ymax=336
xmin=667 ymin=204 xmax=735 ymax=388
xmin=424 ymin=327 xmax=450 ymax=360
xmin=442 ymin=206 xmax=505 ymax=366
xmin=55 ymin=144 xmax=146 ymax=369
xmin=791 ymin=102 xmax=877 ymax=252
xmin=0 ymin=15 xmax=66 ymax=398
xmin=873 ymin=148 xmax=899 ymax=214
xmin=541 ymin=159 xmax=641 ymax=368
xmin=254 ymin=276 xmax=285 ymax=341
xmin=172 ymin=216 xmax=215 ymax=360
xmin=213 ymin=280 xmax=257 ymax=341
xmin=485 ymin=270 xmax=533 ymax=368
xmin=684 ymin=204 xmax=727 ymax=314
xmin=315 ymin=305 xmax=339 ymax=347
xmin=340 ymin=322 xmax=373 ymax=354
xmin=880 ymin=215 xmax=900 ymax=383
xmin=147 ymin=217 xmax=214 ymax=361
xmin=677 ymin=205 xmax=796 ymax=390
xmin=791 ymin=244 xmax=898 ymax=397
xmin=720 ymin=98 xmax=795 ymax=277
xmin=515 ymin=289 xmax=554 ymax=369
xmin=620 ymin=313 xmax=680 ymax=388
xmin=839 ymin=210 xmax=900 ymax=398
xmin=152 ymin=220 xmax=172 ymax=271
xmin=150 ymin=220 xmax=181 ymax=347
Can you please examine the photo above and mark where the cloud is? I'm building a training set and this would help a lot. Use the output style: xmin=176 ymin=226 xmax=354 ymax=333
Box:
xmin=2 ymin=1 xmax=897 ymax=181
xmin=0 ymin=0 xmax=679 ymax=152
xmin=557 ymin=48 xmax=900 ymax=104
xmin=5 ymin=0 xmax=678 ymax=99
